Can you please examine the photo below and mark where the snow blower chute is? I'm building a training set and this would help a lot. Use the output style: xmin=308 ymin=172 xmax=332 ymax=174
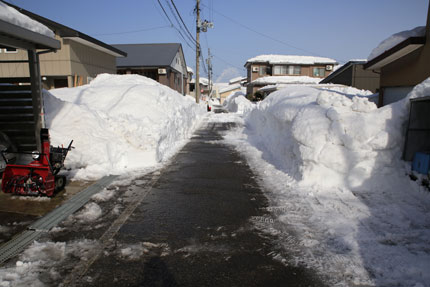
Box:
xmin=1 ymin=129 xmax=73 ymax=197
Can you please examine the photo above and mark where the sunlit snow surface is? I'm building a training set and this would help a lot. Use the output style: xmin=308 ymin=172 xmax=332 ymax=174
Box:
xmin=44 ymin=74 xmax=205 ymax=180
xmin=220 ymin=80 xmax=430 ymax=286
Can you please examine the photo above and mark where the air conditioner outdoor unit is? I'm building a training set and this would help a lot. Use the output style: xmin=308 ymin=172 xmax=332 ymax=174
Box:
xmin=325 ymin=65 xmax=333 ymax=71
xmin=252 ymin=67 xmax=259 ymax=72
xmin=158 ymin=68 xmax=167 ymax=74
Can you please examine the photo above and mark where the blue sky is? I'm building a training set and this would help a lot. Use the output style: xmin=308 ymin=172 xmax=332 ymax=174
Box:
xmin=8 ymin=0 xmax=429 ymax=82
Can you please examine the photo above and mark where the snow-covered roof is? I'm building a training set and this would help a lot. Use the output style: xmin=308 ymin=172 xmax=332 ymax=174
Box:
xmin=187 ymin=66 xmax=194 ymax=74
xmin=246 ymin=54 xmax=338 ymax=66
xmin=251 ymin=76 xmax=321 ymax=85
xmin=0 ymin=1 xmax=54 ymax=38
xmin=228 ymin=76 xmax=246 ymax=85
xmin=219 ymin=84 xmax=241 ymax=94
xmin=367 ymin=26 xmax=426 ymax=61
xmin=190 ymin=77 xmax=209 ymax=85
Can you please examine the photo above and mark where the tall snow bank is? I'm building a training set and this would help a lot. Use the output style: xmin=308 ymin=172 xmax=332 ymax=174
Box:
xmin=0 ymin=2 xmax=55 ymax=38
xmin=44 ymin=74 xmax=205 ymax=180
xmin=223 ymin=92 xmax=254 ymax=114
xmin=245 ymin=79 xmax=430 ymax=189
xmin=368 ymin=26 xmax=426 ymax=61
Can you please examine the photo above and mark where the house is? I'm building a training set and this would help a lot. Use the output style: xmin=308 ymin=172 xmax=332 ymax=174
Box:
xmin=218 ymin=84 xmax=243 ymax=104
xmin=0 ymin=1 xmax=60 ymax=152
xmin=229 ymin=76 xmax=247 ymax=86
xmin=113 ymin=43 xmax=188 ymax=95
xmin=186 ymin=66 xmax=193 ymax=95
xmin=320 ymin=60 xmax=380 ymax=93
xmin=364 ymin=4 xmax=430 ymax=107
xmin=0 ymin=2 xmax=126 ymax=89
xmin=190 ymin=77 xmax=210 ymax=98
xmin=244 ymin=54 xmax=338 ymax=98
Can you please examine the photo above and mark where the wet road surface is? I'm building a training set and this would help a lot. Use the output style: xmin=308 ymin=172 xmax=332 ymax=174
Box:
xmin=68 ymin=120 xmax=326 ymax=286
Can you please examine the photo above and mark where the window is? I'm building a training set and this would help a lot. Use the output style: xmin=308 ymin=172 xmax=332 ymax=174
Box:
xmin=259 ymin=66 xmax=267 ymax=76
xmin=313 ymin=67 xmax=325 ymax=77
xmin=288 ymin=66 xmax=301 ymax=75
xmin=274 ymin=65 xmax=301 ymax=75
xmin=4 ymin=48 xmax=18 ymax=53
xmin=273 ymin=65 xmax=287 ymax=75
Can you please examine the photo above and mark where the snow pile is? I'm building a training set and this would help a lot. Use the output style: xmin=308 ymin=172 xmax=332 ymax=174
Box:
xmin=368 ymin=26 xmax=426 ymax=61
xmin=246 ymin=54 xmax=337 ymax=65
xmin=243 ymin=83 xmax=413 ymax=188
xmin=0 ymin=240 xmax=99 ymax=286
xmin=44 ymin=74 xmax=205 ymax=180
xmin=223 ymin=92 xmax=254 ymax=114
xmin=0 ymin=2 xmax=55 ymax=38
xmin=252 ymin=75 xmax=321 ymax=85
xmin=223 ymin=79 xmax=430 ymax=285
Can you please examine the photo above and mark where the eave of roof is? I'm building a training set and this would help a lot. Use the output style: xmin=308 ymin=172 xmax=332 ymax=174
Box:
xmin=364 ymin=37 xmax=426 ymax=70
xmin=0 ymin=19 xmax=60 ymax=50
xmin=4 ymin=2 xmax=126 ymax=57
xmin=320 ymin=60 xmax=366 ymax=84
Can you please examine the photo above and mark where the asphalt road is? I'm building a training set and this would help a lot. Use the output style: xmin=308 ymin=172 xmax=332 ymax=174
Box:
xmin=68 ymin=119 xmax=326 ymax=286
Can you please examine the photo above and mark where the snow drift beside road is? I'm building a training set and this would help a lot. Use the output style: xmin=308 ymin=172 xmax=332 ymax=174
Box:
xmin=244 ymin=83 xmax=410 ymax=189
xmin=44 ymin=74 xmax=205 ymax=180
xmin=223 ymin=79 xmax=430 ymax=286
xmin=223 ymin=92 xmax=254 ymax=114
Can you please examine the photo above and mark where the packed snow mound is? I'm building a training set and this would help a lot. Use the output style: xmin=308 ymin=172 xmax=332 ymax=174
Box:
xmin=245 ymin=79 xmax=430 ymax=189
xmin=368 ymin=26 xmax=426 ymax=61
xmin=44 ymin=74 xmax=205 ymax=180
xmin=0 ymin=2 xmax=55 ymax=38
xmin=223 ymin=92 xmax=254 ymax=114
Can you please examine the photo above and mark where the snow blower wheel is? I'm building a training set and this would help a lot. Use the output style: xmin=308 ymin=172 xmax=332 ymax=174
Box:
xmin=55 ymin=175 xmax=66 ymax=192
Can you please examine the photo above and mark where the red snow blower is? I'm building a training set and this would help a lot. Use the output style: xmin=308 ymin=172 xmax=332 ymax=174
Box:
xmin=1 ymin=129 xmax=73 ymax=197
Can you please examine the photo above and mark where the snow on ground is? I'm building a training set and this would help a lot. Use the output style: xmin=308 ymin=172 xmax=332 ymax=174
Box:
xmin=368 ymin=26 xmax=426 ymax=61
xmin=44 ymin=73 xmax=205 ymax=180
xmin=0 ymin=2 xmax=55 ymax=38
xmin=219 ymin=80 xmax=430 ymax=286
xmin=222 ymin=91 xmax=254 ymax=114
xmin=0 ymin=239 xmax=99 ymax=287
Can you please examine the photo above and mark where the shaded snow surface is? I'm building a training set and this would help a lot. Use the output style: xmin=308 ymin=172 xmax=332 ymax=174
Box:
xmin=44 ymin=74 xmax=205 ymax=180
xmin=220 ymin=80 xmax=430 ymax=286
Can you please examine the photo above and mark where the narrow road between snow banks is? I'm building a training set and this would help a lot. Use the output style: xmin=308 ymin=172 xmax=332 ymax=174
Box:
xmin=65 ymin=117 xmax=326 ymax=286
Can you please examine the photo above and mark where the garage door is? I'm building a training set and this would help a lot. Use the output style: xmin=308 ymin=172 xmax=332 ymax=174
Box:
xmin=383 ymin=86 xmax=414 ymax=106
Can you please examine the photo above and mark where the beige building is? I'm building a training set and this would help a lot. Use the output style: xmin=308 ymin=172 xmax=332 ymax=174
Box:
xmin=0 ymin=2 xmax=126 ymax=89
xmin=244 ymin=54 xmax=338 ymax=98
xmin=364 ymin=4 xmax=430 ymax=107
xmin=320 ymin=60 xmax=380 ymax=93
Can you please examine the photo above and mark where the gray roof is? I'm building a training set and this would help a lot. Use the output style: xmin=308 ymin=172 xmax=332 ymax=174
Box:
xmin=113 ymin=43 xmax=181 ymax=68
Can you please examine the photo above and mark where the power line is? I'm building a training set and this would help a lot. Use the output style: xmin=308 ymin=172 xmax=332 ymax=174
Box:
xmin=200 ymin=3 xmax=329 ymax=58
xmin=92 ymin=25 xmax=171 ymax=36
xmin=164 ymin=0 xmax=197 ymax=46
xmin=169 ymin=0 xmax=196 ymax=44
xmin=156 ymin=0 xmax=196 ymax=51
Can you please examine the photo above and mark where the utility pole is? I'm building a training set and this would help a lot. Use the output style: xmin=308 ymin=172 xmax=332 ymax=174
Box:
xmin=195 ymin=0 xmax=213 ymax=104
xmin=206 ymin=48 xmax=213 ymax=96
xmin=195 ymin=0 xmax=200 ymax=104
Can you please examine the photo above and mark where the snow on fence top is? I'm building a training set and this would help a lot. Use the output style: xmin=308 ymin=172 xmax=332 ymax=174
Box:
xmin=0 ymin=2 xmax=55 ymax=38
xmin=367 ymin=26 xmax=426 ymax=61
xmin=246 ymin=54 xmax=338 ymax=65
xmin=251 ymin=75 xmax=321 ymax=85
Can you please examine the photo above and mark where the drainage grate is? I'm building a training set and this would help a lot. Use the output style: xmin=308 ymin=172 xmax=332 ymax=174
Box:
xmin=0 ymin=175 xmax=118 ymax=264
